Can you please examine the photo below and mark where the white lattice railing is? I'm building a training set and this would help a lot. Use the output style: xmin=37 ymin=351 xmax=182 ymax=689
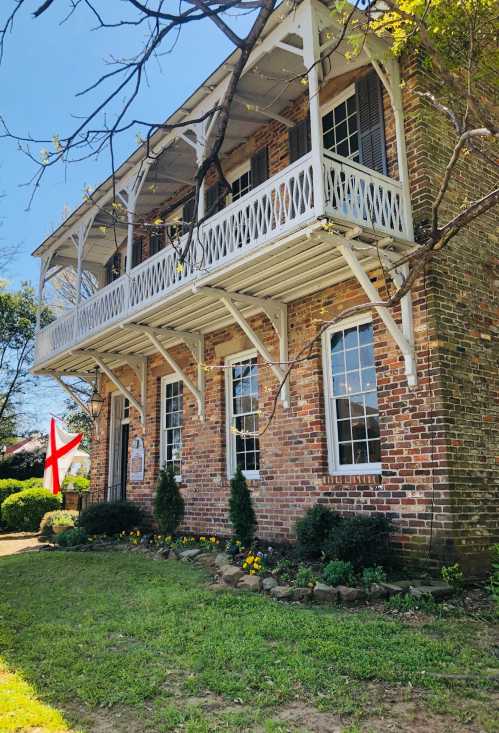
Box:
xmin=34 ymin=151 xmax=411 ymax=366
xmin=323 ymin=150 xmax=410 ymax=239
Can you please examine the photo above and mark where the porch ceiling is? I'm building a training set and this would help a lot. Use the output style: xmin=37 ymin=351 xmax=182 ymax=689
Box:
xmin=37 ymin=223 xmax=415 ymax=377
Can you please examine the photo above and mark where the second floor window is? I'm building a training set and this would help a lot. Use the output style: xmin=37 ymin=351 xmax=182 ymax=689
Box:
xmin=132 ymin=238 xmax=143 ymax=268
xmin=105 ymin=252 xmax=121 ymax=284
xmin=161 ymin=377 xmax=183 ymax=476
xmin=322 ymin=91 xmax=359 ymax=161
xmin=150 ymin=228 xmax=164 ymax=255
xmin=231 ymin=169 xmax=252 ymax=202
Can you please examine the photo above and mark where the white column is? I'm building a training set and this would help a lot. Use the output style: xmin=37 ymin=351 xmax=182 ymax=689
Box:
xmin=302 ymin=0 xmax=325 ymax=217
xmin=36 ymin=256 xmax=48 ymax=331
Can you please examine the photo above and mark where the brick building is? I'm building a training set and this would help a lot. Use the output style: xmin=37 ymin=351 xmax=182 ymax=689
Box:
xmin=31 ymin=0 xmax=498 ymax=571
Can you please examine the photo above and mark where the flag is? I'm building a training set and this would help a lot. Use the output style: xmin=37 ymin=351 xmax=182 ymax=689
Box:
xmin=43 ymin=418 xmax=83 ymax=494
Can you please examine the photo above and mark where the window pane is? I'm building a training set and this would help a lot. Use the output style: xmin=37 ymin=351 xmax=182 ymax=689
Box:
xmin=353 ymin=442 xmax=368 ymax=464
xmin=345 ymin=348 xmax=359 ymax=371
xmin=360 ymin=343 xmax=374 ymax=368
xmin=351 ymin=418 xmax=367 ymax=441
xmin=346 ymin=371 xmax=361 ymax=394
xmin=337 ymin=420 xmax=352 ymax=441
xmin=331 ymin=332 xmax=344 ymax=353
xmin=336 ymin=398 xmax=350 ymax=419
xmin=339 ymin=443 xmax=352 ymax=464
xmin=365 ymin=392 xmax=378 ymax=413
xmin=344 ymin=327 xmax=359 ymax=350
xmin=361 ymin=368 xmax=376 ymax=391
xmin=332 ymin=373 xmax=347 ymax=395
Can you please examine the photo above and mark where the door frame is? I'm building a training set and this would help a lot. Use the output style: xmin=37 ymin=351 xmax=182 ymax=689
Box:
xmin=108 ymin=392 xmax=130 ymax=501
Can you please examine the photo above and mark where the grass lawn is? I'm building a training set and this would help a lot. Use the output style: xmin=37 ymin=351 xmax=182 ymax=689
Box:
xmin=0 ymin=551 xmax=497 ymax=733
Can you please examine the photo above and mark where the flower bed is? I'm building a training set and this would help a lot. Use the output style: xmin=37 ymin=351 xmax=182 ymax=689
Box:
xmin=47 ymin=528 xmax=459 ymax=608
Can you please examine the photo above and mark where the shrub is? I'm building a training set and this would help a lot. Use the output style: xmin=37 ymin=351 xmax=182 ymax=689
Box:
xmin=294 ymin=563 xmax=317 ymax=588
xmin=78 ymin=500 xmax=145 ymax=535
xmin=0 ymin=478 xmax=25 ymax=507
xmin=322 ymin=559 xmax=355 ymax=587
xmin=1 ymin=488 xmax=62 ymax=531
xmin=295 ymin=505 xmax=341 ymax=559
xmin=62 ymin=475 xmax=90 ymax=493
xmin=55 ymin=527 xmax=89 ymax=547
xmin=441 ymin=563 xmax=464 ymax=591
xmin=322 ymin=514 xmax=392 ymax=570
xmin=153 ymin=467 xmax=184 ymax=535
xmin=361 ymin=565 xmax=387 ymax=590
xmin=39 ymin=510 xmax=79 ymax=538
xmin=274 ymin=558 xmax=294 ymax=583
xmin=22 ymin=478 xmax=44 ymax=489
xmin=229 ymin=466 xmax=256 ymax=546
xmin=0 ymin=450 xmax=45 ymax=480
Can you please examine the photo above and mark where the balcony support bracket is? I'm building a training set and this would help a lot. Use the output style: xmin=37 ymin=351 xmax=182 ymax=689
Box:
xmin=123 ymin=324 xmax=205 ymax=419
xmin=336 ymin=240 xmax=417 ymax=387
xmin=195 ymin=286 xmax=289 ymax=407
xmin=85 ymin=354 xmax=145 ymax=423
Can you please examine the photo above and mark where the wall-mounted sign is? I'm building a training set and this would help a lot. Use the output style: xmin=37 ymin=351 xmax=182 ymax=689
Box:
xmin=130 ymin=437 xmax=145 ymax=482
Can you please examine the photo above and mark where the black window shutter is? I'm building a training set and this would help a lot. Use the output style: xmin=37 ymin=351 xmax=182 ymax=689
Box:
xmin=150 ymin=229 xmax=164 ymax=255
xmin=355 ymin=70 xmax=387 ymax=175
xmin=288 ymin=117 xmax=311 ymax=163
xmin=182 ymin=197 xmax=196 ymax=234
xmin=205 ymin=181 xmax=225 ymax=218
xmin=250 ymin=146 xmax=269 ymax=188
xmin=131 ymin=238 xmax=143 ymax=268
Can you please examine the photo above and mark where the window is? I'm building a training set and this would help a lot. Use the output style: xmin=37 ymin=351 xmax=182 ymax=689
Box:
xmin=105 ymin=252 xmax=121 ymax=284
xmin=131 ymin=238 xmax=143 ymax=268
xmin=322 ymin=87 xmax=359 ymax=161
xmin=231 ymin=168 xmax=252 ymax=202
xmin=323 ymin=317 xmax=380 ymax=473
xmin=226 ymin=352 xmax=260 ymax=479
xmin=160 ymin=377 xmax=183 ymax=476
xmin=150 ymin=228 xmax=164 ymax=255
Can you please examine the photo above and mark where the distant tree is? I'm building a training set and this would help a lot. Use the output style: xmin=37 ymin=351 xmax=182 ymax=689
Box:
xmin=62 ymin=398 xmax=93 ymax=452
xmin=229 ymin=466 xmax=256 ymax=546
xmin=0 ymin=283 xmax=51 ymax=440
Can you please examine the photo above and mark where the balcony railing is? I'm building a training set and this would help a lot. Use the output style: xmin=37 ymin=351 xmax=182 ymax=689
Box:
xmin=34 ymin=152 xmax=410 ymax=365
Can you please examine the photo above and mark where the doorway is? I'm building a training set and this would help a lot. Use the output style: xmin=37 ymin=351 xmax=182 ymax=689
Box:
xmin=108 ymin=395 xmax=130 ymax=501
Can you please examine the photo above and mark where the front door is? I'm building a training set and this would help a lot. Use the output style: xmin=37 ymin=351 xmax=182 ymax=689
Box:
xmin=108 ymin=395 xmax=130 ymax=501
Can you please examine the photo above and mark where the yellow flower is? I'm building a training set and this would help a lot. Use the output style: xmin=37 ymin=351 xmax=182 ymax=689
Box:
xmin=176 ymin=262 xmax=184 ymax=273
xmin=200 ymin=536 xmax=206 ymax=542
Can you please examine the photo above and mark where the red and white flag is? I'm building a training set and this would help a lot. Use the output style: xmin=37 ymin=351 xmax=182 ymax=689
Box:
xmin=43 ymin=418 xmax=83 ymax=494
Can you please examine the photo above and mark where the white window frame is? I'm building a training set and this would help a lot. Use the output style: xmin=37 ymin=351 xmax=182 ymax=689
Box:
xmin=225 ymin=348 xmax=260 ymax=481
xmin=160 ymin=374 xmax=184 ymax=481
xmin=322 ymin=314 xmax=381 ymax=475
xmin=227 ymin=161 xmax=252 ymax=204
xmin=321 ymin=83 xmax=359 ymax=161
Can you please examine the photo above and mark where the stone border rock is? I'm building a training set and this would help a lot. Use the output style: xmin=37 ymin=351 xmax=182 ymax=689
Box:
xmin=51 ymin=541 xmax=454 ymax=606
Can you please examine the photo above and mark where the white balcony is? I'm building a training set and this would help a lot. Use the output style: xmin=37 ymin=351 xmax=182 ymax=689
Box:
xmin=34 ymin=150 xmax=413 ymax=369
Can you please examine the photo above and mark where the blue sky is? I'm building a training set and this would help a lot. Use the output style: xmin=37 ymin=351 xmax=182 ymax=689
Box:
xmin=0 ymin=1 xmax=250 ymax=433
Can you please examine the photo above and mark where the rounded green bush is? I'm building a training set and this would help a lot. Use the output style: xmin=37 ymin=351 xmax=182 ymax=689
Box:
xmin=0 ymin=479 xmax=25 ymax=507
xmin=294 ymin=505 xmax=342 ymax=559
xmin=78 ymin=500 xmax=145 ymax=536
xmin=1 ymin=488 xmax=62 ymax=531
xmin=39 ymin=509 xmax=79 ymax=538
xmin=62 ymin=475 xmax=90 ymax=493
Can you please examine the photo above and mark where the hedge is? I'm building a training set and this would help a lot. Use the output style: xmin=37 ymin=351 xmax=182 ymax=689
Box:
xmin=78 ymin=500 xmax=145 ymax=535
xmin=1 ymin=488 xmax=62 ymax=531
